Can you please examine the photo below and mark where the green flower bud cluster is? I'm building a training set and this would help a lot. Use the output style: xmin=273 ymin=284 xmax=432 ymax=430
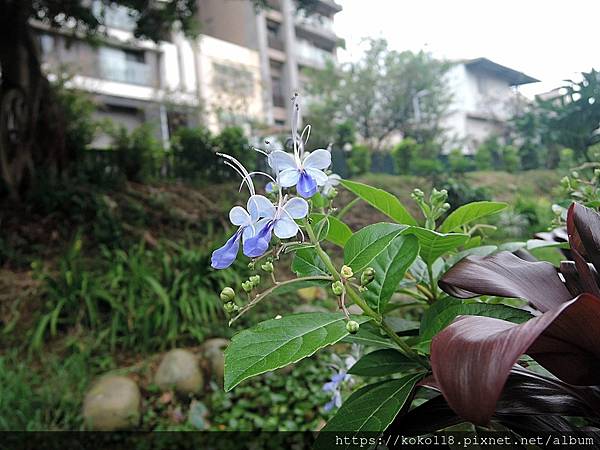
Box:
xmin=261 ymin=261 xmax=274 ymax=273
xmin=220 ymin=287 xmax=239 ymax=315
xmin=331 ymin=280 xmax=344 ymax=296
xmin=412 ymin=188 xmax=451 ymax=230
xmin=360 ymin=267 xmax=375 ymax=286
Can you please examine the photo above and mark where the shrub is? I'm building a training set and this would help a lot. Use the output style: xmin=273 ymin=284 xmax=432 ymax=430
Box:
xmin=502 ymin=145 xmax=520 ymax=173
xmin=411 ymin=157 xmax=442 ymax=176
xmin=54 ymin=85 xmax=97 ymax=155
xmin=213 ymin=127 xmax=254 ymax=178
xmin=346 ymin=144 xmax=371 ymax=177
xmin=391 ymin=138 xmax=419 ymax=174
xmin=171 ymin=127 xmax=215 ymax=180
xmin=559 ymin=147 xmax=575 ymax=169
xmin=112 ymin=125 xmax=162 ymax=182
xmin=447 ymin=148 xmax=475 ymax=173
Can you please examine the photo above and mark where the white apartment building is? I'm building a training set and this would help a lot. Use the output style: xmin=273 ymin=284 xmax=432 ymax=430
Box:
xmin=442 ymin=57 xmax=538 ymax=154
xmin=34 ymin=0 xmax=342 ymax=148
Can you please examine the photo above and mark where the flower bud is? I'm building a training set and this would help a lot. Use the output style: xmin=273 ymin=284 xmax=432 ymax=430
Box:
xmin=441 ymin=202 xmax=451 ymax=212
xmin=340 ymin=265 xmax=353 ymax=279
xmin=361 ymin=267 xmax=375 ymax=286
xmin=242 ymin=281 xmax=253 ymax=293
xmin=261 ymin=261 xmax=274 ymax=273
xmin=223 ymin=302 xmax=237 ymax=314
xmin=331 ymin=281 xmax=344 ymax=296
xmin=220 ymin=287 xmax=235 ymax=303
xmin=411 ymin=188 xmax=425 ymax=201
xmin=250 ymin=275 xmax=261 ymax=287
xmin=248 ymin=261 xmax=256 ymax=270
xmin=327 ymin=187 xmax=338 ymax=198
xmin=346 ymin=320 xmax=360 ymax=334
xmin=431 ymin=188 xmax=448 ymax=205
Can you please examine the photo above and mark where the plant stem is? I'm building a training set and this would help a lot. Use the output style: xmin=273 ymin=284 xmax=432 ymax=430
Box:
xmin=304 ymin=219 xmax=428 ymax=368
xmin=336 ymin=197 xmax=360 ymax=221
xmin=427 ymin=264 xmax=438 ymax=302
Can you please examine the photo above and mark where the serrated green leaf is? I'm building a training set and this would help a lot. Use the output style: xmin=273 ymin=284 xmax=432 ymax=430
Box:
xmin=315 ymin=374 xmax=423 ymax=447
xmin=440 ymin=201 xmax=507 ymax=233
xmin=311 ymin=213 xmax=352 ymax=247
xmin=224 ymin=313 xmax=370 ymax=391
xmin=419 ymin=298 xmax=533 ymax=342
xmin=364 ymin=235 xmax=419 ymax=314
xmin=291 ymin=248 xmax=330 ymax=277
xmin=344 ymin=223 xmax=407 ymax=271
xmin=348 ymin=349 xmax=421 ymax=376
xmin=406 ymin=227 xmax=469 ymax=266
xmin=341 ymin=180 xmax=418 ymax=226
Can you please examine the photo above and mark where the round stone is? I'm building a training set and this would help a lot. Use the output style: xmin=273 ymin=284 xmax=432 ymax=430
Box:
xmin=83 ymin=375 xmax=141 ymax=431
xmin=200 ymin=338 xmax=230 ymax=387
xmin=154 ymin=349 xmax=203 ymax=394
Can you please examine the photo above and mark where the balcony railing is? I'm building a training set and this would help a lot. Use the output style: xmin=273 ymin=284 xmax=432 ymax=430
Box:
xmin=295 ymin=12 xmax=335 ymax=34
xmin=296 ymin=41 xmax=333 ymax=68
xmin=99 ymin=56 xmax=152 ymax=85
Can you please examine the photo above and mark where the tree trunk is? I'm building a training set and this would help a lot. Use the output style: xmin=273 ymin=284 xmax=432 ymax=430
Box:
xmin=0 ymin=0 xmax=67 ymax=199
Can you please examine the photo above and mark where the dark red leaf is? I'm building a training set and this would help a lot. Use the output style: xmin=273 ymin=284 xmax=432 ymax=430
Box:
xmin=430 ymin=294 xmax=600 ymax=425
xmin=439 ymin=251 xmax=573 ymax=312
xmin=569 ymin=203 xmax=600 ymax=274
xmin=392 ymin=367 xmax=600 ymax=433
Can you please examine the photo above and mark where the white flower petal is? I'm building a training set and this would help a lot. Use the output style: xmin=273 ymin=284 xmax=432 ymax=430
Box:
xmin=247 ymin=195 xmax=276 ymax=221
xmin=229 ymin=206 xmax=250 ymax=226
xmin=328 ymin=174 xmax=342 ymax=185
xmin=274 ymin=217 xmax=299 ymax=239
xmin=306 ymin=168 xmax=329 ymax=185
xmin=302 ymin=149 xmax=331 ymax=170
xmin=268 ymin=150 xmax=297 ymax=171
xmin=283 ymin=197 xmax=309 ymax=219
xmin=278 ymin=168 xmax=301 ymax=187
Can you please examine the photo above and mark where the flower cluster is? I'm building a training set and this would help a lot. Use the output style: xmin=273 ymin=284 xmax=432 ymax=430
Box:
xmin=211 ymin=94 xmax=337 ymax=270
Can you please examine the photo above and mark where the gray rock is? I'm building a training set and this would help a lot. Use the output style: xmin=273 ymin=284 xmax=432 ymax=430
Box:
xmin=83 ymin=375 xmax=141 ymax=431
xmin=200 ymin=338 xmax=229 ymax=387
xmin=154 ymin=349 xmax=203 ymax=394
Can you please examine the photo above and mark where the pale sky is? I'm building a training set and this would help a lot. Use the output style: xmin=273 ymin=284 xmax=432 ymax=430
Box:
xmin=334 ymin=0 xmax=598 ymax=97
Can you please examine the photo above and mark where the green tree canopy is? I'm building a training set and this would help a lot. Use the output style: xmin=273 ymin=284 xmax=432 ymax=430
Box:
xmin=305 ymin=39 xmax=452 ymax=151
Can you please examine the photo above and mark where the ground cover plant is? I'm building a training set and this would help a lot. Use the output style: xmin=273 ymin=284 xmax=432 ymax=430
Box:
xmin=215 ymin=95 xmax=600 ymax=446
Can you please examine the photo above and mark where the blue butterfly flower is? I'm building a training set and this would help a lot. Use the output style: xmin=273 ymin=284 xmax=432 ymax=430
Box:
xmin=268 ymin=149 xmax=331 ymax=198
xmin=211 ymin=195 xmax=275 ymax=269
xmin=243 ymin=196 xmax=309 ymax=258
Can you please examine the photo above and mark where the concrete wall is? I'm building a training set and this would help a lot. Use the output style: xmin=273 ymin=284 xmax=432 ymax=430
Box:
xmin=197 ymin=34 xmax=265 ymax=133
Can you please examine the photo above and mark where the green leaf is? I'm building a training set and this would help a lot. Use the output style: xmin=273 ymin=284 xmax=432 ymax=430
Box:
xmin=348 ymin=349 xmax=421 ymax=376
xmin=341 ymin=180 xmax=418 ymax=226
xmin=419 ymin=298 xmax=533 ymax=342
xmin=344 ymin=223 xmax=407 ymax=272
xmin=364 ymin=235 xmax=419 ymax=314
xmin=311 ymin=213 xmax=352 ymax=247
xmin=406 ymin=227 xmax=469 ymax=266
xmin=315 ymin=374 xmax=423 ymax=446
xmin=440 ymin=201 xmax=507 ymax=233
xmin=291 ymin=248 xmax=330 ymax=277
xmin=224 ymin=312 xmax=370 ymax=391
xmin=342 ymin=328 xmax=396 ymax=349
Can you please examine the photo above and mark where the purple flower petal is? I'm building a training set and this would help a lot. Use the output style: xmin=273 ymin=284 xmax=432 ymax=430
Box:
xmin=297 ymin=171 xmax=317 ymax=198
xmin=211 ymin=230 xmax=242 ymax=269
xmin=243 ymin=221 xmax=274 ymax=258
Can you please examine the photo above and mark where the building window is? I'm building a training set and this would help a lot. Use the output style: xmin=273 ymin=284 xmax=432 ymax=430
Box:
xmin=267 ymin=20 xmax=284 ymax=51
xmin=212 ymin=63 xmax=254 ymax=97
xmin=271 ymin=75 xmax=285 ymax=107
xmin=98 ymin=47 xmax=151 ymax=85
